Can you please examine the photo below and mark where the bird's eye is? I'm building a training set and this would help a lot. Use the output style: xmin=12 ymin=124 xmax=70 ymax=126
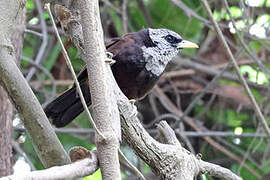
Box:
xmin=165 ymin=35 xmax=176 ymax=43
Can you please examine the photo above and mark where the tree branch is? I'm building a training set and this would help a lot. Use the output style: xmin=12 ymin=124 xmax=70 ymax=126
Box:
xmin=0 ymin=151 xmax=98 ymax=180
xmin=158 ymin=121 xmax=241 ymax=180
xmin=200 ymin=0 xmax=270 ymax=140
xmin=0 ymin=3 xmax=26 ymax=175
xmin=45 ymin=3 xmax=104 ymax=138
xmin=39 ymin=1 xmax=246 ymax=179
xmin=0 ymin=0 xmax=70 ymax=168
xmin=119 ymin=97 xmax=242 ymax=180
xmin=118 ymin=100 xmax=200 ymax=179
xmin=77 ymin=0 xmax=121 ymax=179
xmin=26 ymin=0 xmax=48 ymax=81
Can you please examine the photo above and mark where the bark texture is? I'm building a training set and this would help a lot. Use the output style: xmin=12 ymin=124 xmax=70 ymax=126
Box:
xmin=0 ymin=87 xmax=13 ymax=177
xmin=0 ymin=0 xmax=70 ymax=168
xmin=118 ymin=101 xmax=200 ymax=179
xmin=0 ymin=1 xmax=26 ymax=176
xmin=2 ymin=151 xmax=98 ymax=180
xmin=78 ymin=0 xmax=121 ymax=179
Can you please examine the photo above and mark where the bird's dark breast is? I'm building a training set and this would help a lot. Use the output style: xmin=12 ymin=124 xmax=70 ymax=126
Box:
xmin=104 ymin=28 xmax=160 ymax=100
xmin=111 ymin=45 xmax=159 ymax=100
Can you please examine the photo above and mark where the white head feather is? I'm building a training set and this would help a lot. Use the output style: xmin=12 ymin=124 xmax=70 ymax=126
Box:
xmin=143 ymin=28 xmax=183 ymax=76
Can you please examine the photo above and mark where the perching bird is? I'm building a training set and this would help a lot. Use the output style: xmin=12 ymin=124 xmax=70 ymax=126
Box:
xmin=45 ymin=28 xmax=198 ymax=127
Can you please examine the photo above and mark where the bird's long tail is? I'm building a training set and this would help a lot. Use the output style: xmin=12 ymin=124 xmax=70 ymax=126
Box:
xmin=44 ymin=82 xmax=91 ymax=127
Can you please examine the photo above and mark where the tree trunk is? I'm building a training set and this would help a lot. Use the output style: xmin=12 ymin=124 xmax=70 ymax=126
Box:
xmin=0 ymin=2 xmax=26 ymax=177
xmin=0 ymin=87 xmax=14 ymax=177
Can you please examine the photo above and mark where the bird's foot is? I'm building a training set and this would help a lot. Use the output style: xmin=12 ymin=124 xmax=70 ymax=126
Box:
xmin=129 ymin=99 xmax=137 ymax=117
xmin=105 ymin=52 xmax=115 ymax=65
xmin=129 ymin=99 xmax=136 ymax=105
xmin=106 ymin=51 xmax=114 ymax=59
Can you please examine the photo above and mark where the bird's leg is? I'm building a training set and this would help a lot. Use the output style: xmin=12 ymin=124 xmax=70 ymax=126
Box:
xmin=75 ymin=87 xmax=80 ymax=98
xmin=105 ymin=51 xmax=116 ymax=65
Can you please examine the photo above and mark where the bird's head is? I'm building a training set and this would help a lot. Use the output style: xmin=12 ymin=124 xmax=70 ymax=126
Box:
xmin=143 ymin=28 xmax=198 ymax=76
xmin=148 ymin=28 xmax=198 ymax=52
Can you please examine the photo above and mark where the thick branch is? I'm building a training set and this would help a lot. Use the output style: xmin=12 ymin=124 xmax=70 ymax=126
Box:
xmin=200 ymin=161 xmax=242 ymax=180
xmin=118 ymin=99 xmax=200 ymax=179
xmin=119 ymin=100 xmax=242 ymax=180
xmin=0 ymin=87 xmax=13 ymax=176
xmin=77 ymin=0 xmax=121 ymax=179
xmin=158 ymin=121 xmax=242 ymax=180
xmin=0 ymin=152 xmax=98 ymax=180
xmin=0 ymin=0 xmax=70 ymax=168
xmin=0 ymin=0 xmax=26 ymax=176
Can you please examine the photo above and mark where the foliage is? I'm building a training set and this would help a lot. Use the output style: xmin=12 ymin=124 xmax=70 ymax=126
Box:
xmin=12 ymin=0 xmax=270 ymax=179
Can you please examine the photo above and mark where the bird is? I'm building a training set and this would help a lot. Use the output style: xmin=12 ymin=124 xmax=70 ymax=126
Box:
xmin=44 ymin=28 xmax=198 ymax=127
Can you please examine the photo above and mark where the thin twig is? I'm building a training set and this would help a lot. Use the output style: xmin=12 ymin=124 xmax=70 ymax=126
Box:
xmin=195 ymin=94 xmax=216 ymax=119
xmin=177 ymin=58 xmax=268 ymax=91
xmin=27 ymin=24 xmax=65 ymax=35
xmin=13 ymin=126 xmax=270 ymax=138
xmin=144 ymin=113 xmax=180 ymax=129
xmin=136 ymin=0 xmax=153 ymax=27
xmin=148 ymin=94 xmax=161 ymax=117
xmin=169 ymin=0 xmax=211 ymax=26
xmin=122 ymin=0 xmax=128 ymax=34
xmin=214 ymin=136 xmax=261 ymax=169
xmin=223 ymin=0 xmax=270 ymax=75
xmin=177 ymin=123 xmax=196 ymax=154
xmin=118 ymin=150 xmax=146 ymax=180
xmin=26 ymin=0 xmax=48 ymax=81
xmin=154 ymin=87 xmax=261 ymax=178
xmin=200 ymin=0 xmax=270 ymax=140
xmin=175 ymin=62 xmax=232 ymax=128
xmin=12 ymin=141 xmax=36 ymax=171
xmin=30 ymin=80 xmax=73 ymax=86
xmin=100 ymin=0 xmax=122 ymax=14
xmin=45 ymin=3 xmax=105 ymax=139
xmin=24 ymin=29 xmax=43 ymax=37
xmin=21 ymin=56 xmax=56 ymax=99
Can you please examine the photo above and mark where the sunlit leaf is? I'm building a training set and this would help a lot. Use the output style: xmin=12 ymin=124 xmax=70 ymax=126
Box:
xmin=29 ymin=17 xmax=39 ymax=25
xmin=246 ymin=0 xmax=265 ymax=7
xmin=234 ymin=127 xmax=243 ymax=135
xmin=240 ymin=65 xmax=268 ymax=84
xmin=26 ymin=0 xmax=34 ymax=10
xmin=84 ymin=169 xmax=102 ymax=180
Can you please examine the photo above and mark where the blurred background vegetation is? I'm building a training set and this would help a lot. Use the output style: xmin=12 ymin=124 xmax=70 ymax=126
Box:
xmin=13 ymin=0 xmax=270 ymax=179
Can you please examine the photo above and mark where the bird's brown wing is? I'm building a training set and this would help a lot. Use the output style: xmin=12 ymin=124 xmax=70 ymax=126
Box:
xmin=105 ymin=34 xmax=135 ymax=56
xmin=76 ymin=34 xmax=136 ymax=83
xmin=105 ymin=37 xmax=122 ymax=49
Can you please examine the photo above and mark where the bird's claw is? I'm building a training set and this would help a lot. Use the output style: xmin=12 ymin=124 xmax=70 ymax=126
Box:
xmin=105 ymin=59 xmax=116 ymax=65
xmin=106 ymin=52 xmax=114 ymax=59
xmin=129 ymin=99 xmax=136 ymax=105
xmin=105 ymin=52 xmax=116 ymax=65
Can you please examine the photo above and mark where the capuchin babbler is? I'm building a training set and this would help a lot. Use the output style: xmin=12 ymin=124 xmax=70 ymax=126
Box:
xmin=45 ymin=28 xmax=198 ymax=127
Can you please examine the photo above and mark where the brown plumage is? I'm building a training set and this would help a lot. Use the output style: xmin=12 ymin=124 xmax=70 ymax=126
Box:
xmin=44 ymin=28 xmax=198 ymax=127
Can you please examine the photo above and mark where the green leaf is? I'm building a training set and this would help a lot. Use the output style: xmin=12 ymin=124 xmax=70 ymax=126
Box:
xmin=109 ymin=10 xmax=124 ymax=36
xmin=57 ymin=133 xmax=95 ymax=152
xmin=240 ymin=65 xmax=268 ymax=85
xmin=26 ymin=0 xmax=34 ymax=10
xmin=42 ymin=41 xmax=61 ymax=71
xmin=84 ymin=169 xmax=102 ymax=180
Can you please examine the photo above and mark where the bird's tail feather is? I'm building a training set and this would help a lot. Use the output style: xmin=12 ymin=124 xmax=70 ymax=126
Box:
xmin=44 ymin=83 xmax=91 ymax=127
